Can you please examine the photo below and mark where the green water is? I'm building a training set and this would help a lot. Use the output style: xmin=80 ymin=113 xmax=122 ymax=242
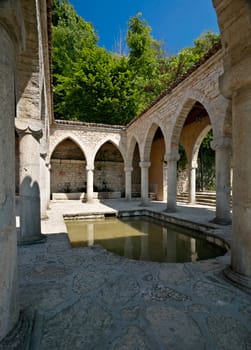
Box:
xmin=66 ymin=216 xmax=226 ymax=263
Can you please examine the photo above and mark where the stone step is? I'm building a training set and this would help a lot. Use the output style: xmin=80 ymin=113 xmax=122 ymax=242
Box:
xmin=177 ymin=192 xmax=232 ymax=207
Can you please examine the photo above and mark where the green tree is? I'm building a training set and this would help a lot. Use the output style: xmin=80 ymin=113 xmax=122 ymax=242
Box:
xmin=54 ymin=46 xmax=139 ymax=124
xmin=52 ymin=2 xmax=219 ymax=125
xmin=126 ymin=13 xmax=166 ymax=111
xmin=166 ymin=31 xmax=220 ymax=82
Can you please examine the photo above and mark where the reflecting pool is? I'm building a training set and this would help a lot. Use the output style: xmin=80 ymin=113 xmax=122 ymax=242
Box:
xmin=65 ymin=216 xmax=226 ymax=263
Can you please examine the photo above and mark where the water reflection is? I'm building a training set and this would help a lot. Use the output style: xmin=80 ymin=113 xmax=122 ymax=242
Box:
xmin=66 ymin=216 xmax=226 ymax=263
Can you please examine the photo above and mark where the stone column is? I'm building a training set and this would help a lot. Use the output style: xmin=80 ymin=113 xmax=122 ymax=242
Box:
xmin=0 ymin=25 xmax=19 ymax=341
xmin=40 ymin=154 xmax=49 ymax=219
xmin=86 ymin=166 xmax=94 ymax=203
xmin=139 ymin=161 xmax=151 ymax=205
xmin=163 ymin=161 xmax=168 ymax=202
xmin=188 ymin=161 xmax=198 ymax=204
xmin=125 ymin=166 xmax=133 ymax=200
xmin=213 ymin=0 xmax=251 ymax=290
xmin=16 ymin=121 xmax=45 ymax=244
xmin=210 ymin=136 xmax=231 ymax=225
xmin=166 ymin=150 xmax=180 ymax=212
xmin=225 ymin=84 xmax=251 ymax=289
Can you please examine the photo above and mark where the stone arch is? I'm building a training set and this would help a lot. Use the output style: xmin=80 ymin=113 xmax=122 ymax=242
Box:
xmin=170 ymin=89 xmax=216 ymax=150
xmin=191 ymin=125 xmax=212 ymax=168
xmin=143 ymin=122 xmax=167 ymax=161
xmin=92 ymin=137 xmax=126 ymax=166
xmin=94 ymin=140 xmax=125 ymax=196
xmin=50 ymin=137 xmax=87 ymax=195
xmin=146 ymin=125 xmax=166 ymax=200
xmin=126 ymin=135 xmax=141 ymax=166
xmin=50 ymin=135 xmax=87 ymax=162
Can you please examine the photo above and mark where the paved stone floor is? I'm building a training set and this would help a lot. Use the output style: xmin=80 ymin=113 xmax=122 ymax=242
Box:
xmin=18 ymin=200 xmax=251 ymax=349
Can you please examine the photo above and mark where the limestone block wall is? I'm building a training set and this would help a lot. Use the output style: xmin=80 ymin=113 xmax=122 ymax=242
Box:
xmin=94 ymin=161 xmax=125 ymax=193
xmin=50 ymin=121 xmax=127 ymax=168
xmin=51 ymin=160 xmax=86 ymax=193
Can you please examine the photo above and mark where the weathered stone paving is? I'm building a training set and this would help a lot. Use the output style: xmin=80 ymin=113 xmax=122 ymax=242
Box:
xmin=17 ymin=200 xmax=251 ymax=349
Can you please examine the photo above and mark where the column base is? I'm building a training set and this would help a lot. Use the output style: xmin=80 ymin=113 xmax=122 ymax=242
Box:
xmin=85 ymin=199 xmax=96 ymax=204
xmin=223 ymin=266 xmax=251 ymax=294
xmin=210 ymin=217 xmax=232 ymax=225
xmin=0 ymin=310 xmax=34 ymax=349
xmin=164 ymin=206 xmax=177 ymax=213
xmin=18 ymin=234 xmax=46 ymax=246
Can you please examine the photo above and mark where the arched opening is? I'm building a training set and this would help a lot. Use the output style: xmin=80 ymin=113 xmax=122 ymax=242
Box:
xmin=131 ymin=142 xmax=141 ymax=198
xmin=178 ymin=101 xmax=215 ymax=204
xmin=196 ymin=129 xmax=215 ymax=192
xmin=149 ymin=127 xmax=165 ymax=200
xmin=177 ymin=143 xmax=189 ymax=195
xmin=94 ymin=141 xmax=125 ymax=198
xmin=50 ymin=138 xmax=86 ymax=196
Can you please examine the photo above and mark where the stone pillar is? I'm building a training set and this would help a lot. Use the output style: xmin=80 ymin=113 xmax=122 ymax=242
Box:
xmin=124 ymin=166 xmax=133 ymax=200
xmin=139 ymin=161 xmax=151 ymax=205
xmin=210 ymin=136 xmax=231 ymax=225
xmin=163 ymin=161 xmax=168 ymax=202
xmin=86 ymin=166 xmax=94 ymax=203
xmin=188 ymin=161 xmax=198 ymax=204
xmin=40 ymin=154 xmax=49 ymax=219
xmin=16 ymin=121 xmax=45 ymax=244
xmin=166 ymin=150 xmax=180 ymax=212
xmin=213 ymin=0 xmax=251 ymax=290
xmin=225 ymin=84 xmax=251 ymax=289
xmin=0 ymin=25 xmax=19 ymax=341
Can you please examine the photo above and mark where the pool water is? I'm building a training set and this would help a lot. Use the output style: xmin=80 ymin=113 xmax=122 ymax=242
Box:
xmin=65 ymin=216 xmax=226 ymax=263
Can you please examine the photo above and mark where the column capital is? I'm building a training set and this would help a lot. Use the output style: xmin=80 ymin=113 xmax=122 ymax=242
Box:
xmin=15 ymin=118 xmax=43 ymax=140
xmin=124 ymin=166 xmax=133 ymax=172
xmin=86 ymin=166 xmax=94 ymax=172
xmin=139 ymin=161 xmax=151 ymax=168
xmin=210 ymin=136 xmax=231 ymax=151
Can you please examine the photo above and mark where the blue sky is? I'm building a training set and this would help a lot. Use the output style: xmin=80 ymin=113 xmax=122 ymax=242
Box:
xmin=69 ymin=0 xmax=219 ymax=54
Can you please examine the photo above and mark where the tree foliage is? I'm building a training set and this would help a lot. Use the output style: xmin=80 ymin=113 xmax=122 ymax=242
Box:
xmin=52 ymin=1 xmax=220 ymax=125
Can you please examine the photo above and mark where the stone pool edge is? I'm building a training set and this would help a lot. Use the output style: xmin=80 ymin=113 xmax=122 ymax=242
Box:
xmin=63 ymin=208 xmax=230 ymax=254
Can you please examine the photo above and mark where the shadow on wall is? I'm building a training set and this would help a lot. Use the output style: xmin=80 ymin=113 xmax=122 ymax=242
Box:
xmin=18 ymin=176 xmax=41 ymax=241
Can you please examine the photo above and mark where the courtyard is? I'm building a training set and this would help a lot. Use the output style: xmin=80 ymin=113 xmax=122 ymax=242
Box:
xmin=13 ymin=200 xmax=251 ymax=349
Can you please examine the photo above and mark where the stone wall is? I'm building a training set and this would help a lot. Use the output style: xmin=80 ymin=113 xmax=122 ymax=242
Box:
xmin=94 ymin=161 xmax=124 ymax=193
xmin=51 ymin=160 xmax=86 ymax=193
xmin=126 ymin=49 xmax=229 ymax=163
xmin=49 ymin=49 xmax=230 ymax=204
